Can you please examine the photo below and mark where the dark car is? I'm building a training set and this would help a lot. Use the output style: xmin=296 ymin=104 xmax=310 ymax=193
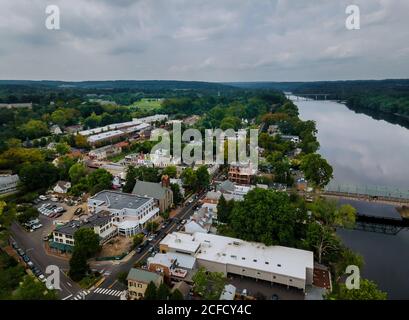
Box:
xmin=33 ymin=267 xmax=41 ymax=276
xmin=136 ymin=241 xmax=148 ymax=253
xmin=12 ymin=242 xmax=19 ymax=249
xmin=271 ymin=294 xmax=280 ymax=300
xmin=22 ymin=255 xmax=30 ymax=263
xmin=53 ymin=212 xmax=63 ymax=218
xmin=74 ymin=207 xmax=83 ymax=215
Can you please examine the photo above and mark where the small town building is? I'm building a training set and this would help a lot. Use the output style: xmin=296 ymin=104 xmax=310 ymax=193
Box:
xmin=132 ymin=176 xmax=173 ymax=213
xmin=228 ymin=162 xmax=257 ymax=185
xmin=88 ymin=190 xmax=160 ymax=236
xmin=51 ymin=212 xmax=117 ymax=252
xmin=0 ymin=174 xmax=19 ymax=196
xmin=127 ymin=268 xmax=163 ymax=300
xmin=160 ymin=232 xmax=314 ymax=291
xmin=50 ymin=125 xmax=63 ymax=135
xmin=64 ymin=124 xmax=83 ymax=134
xmin=89 ymin=144 xmax=122 ymax=160
xmin=53 ymin=181 xmax=72 ymax=194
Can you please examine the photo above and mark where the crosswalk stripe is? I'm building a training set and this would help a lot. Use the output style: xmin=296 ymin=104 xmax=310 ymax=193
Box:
xmin=115 ymin=291 xmax=122 ymax=297
xmin=94 ymin=287 xmax=102 ymax=293
xmin=101 ymin=289 xmax=109 ymax=294
xmin=107 ymin=289 xmax=115 ymax=295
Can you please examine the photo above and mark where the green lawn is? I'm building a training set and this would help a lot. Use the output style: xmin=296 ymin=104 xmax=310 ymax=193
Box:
xmin=130 ymin=98 xmax=163 ymax=112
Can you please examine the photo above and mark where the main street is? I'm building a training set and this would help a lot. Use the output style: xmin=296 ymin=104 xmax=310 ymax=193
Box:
xmin=85 ymin=192 xmax=205 ymax=300
xmin=9 ymin=175 xmax=212 ymax=300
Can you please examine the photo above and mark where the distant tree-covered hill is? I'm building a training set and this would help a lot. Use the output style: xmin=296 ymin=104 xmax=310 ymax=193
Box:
xmin=228 ymin=79 xmax=409 ymax=118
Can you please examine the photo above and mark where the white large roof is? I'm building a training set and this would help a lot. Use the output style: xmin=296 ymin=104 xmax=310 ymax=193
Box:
xmin=161 ymin=232 xmax=314 ymax=281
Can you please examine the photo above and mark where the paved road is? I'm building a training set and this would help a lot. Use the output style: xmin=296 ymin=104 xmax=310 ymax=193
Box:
xmin=10 ymin=220 xmax=82 ymax=299
xmin=86 ymin=192 xmax=205 ymax=300
xmin=10 ymin=189 xmax=208 ymax=301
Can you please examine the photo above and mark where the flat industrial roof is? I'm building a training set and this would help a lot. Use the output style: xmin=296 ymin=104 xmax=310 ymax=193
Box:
xmin=90 ymin=190 xmax=152 ymax=211
xmin=87 ymin=130 xmax=124 ymax=143
xmin=161 ymin=232 xmax=314 ymax=280
xmin=160 ymin=232 xmax=201 ymax=254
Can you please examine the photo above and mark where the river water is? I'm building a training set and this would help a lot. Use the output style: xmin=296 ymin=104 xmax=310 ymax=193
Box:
xmin=295 ymin=99 xmax=409 ymax=299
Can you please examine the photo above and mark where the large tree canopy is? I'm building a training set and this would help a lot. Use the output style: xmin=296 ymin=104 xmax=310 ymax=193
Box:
xmin=229 ymin=188 xmax=307 ymax=247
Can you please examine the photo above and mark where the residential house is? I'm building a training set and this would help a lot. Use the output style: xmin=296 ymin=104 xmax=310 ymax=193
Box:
xmin=50 ymin=125 xmax=63 ymax=135
xmin=127 ymin=268 xmax=163 ymax=300
xmin=132 ymin=176 xmax=173 ymax=213
xmin=89 ymin=144 xmax=122 ymax=160
xmin=64 ymin=124 xmax=83 ymax=134
xmin=53 ymin=181 xmax=72 ymax=194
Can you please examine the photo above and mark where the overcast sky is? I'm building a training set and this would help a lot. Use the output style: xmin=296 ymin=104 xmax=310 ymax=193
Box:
xmin=0 ymin=0 xmax=408 ymax=82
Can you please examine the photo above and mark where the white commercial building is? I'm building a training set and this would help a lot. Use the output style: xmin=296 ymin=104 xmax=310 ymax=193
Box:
xmin=0 ymin=174 xmax=19 ymax=195
xmin=88 ymin=190 xmax=160 ymax=236
xmin=160 ymin=232 xmax=314 ymax=291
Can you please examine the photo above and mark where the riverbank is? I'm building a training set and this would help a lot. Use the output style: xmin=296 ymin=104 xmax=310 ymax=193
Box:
xmin=295 ymin=98 xmax=409 ymax=299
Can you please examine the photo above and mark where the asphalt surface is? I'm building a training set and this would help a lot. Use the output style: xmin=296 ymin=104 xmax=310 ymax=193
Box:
xmin=10 ymin=189 xmax=207 ymax=300
xmin=85 ymin=192 xmax=205 ymax=300
xmin=10 ymin=219 xmax=82 ymax=299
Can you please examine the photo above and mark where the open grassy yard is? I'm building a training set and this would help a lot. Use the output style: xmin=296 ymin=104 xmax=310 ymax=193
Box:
xmin=131 ymin=98 xmax=163 ymax=112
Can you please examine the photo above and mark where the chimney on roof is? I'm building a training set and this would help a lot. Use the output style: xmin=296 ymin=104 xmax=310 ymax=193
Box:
xmin=161 ymin=175 xmax=170 ymax=188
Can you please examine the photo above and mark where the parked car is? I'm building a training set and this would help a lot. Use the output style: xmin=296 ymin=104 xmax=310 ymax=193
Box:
xmin=136 ymin=241 xmax=148 ymax=253
xmin=33 ymin=268 xmax=41 ymax=276
xmin=31 ymin=224 xmax=43 ymax=230
xmin=39 ymin=195 xmax=48 ymax=201
xmin=50 ymin=197 xmax=58 ymax=202
xmin=12 ymin=241 xmax=19 ymax=249
xmin=27 ymin=261 xmax=34 ymax=269
xmin=38 ymin=274 xmax=46 ymax=282
xmin=241 ymin=289 xmax=248 ymax=296
xmin=74 ymin=207 xmax=83 ymax=215
xmin=54 ymin=207 xmax=65 ymax=213
xmin=147 ymin=235 xmax=155 ymax=242
xmin=17 ymin=248 xmax=25 ymax=256
xmin=22 ymin=255 xmax=30 ymax=263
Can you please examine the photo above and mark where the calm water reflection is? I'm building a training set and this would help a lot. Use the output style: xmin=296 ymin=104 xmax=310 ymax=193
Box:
xmin=297 ymin=100 xmax=409 ymax=189
xmin=295 ymin=99 xmax=409 ymax=299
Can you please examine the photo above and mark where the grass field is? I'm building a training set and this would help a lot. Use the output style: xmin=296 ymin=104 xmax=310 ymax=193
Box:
xmin=131 ymin=98 xmax=163 ymax=112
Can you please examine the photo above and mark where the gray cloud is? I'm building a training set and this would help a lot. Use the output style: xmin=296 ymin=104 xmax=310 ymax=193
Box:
xmin=0 ymin=0 xmax=408 ymax=81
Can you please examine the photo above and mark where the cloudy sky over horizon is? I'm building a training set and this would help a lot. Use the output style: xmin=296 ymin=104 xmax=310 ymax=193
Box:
xmin=1 ymin=0 xmax=409 ymax=82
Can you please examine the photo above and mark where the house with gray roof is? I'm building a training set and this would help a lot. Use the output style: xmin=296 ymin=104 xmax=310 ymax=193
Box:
xmin=51 ymin=212 xmax=117 ymax=252
xmin=127 ymin=268 xmax=163 ymax=300
xmin=132 ymin=176 xmax=173 ymax=212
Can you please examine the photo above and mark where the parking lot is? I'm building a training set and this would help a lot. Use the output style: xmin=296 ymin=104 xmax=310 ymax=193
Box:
xmin=227 ymin=275 xmax=305 ymax=300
